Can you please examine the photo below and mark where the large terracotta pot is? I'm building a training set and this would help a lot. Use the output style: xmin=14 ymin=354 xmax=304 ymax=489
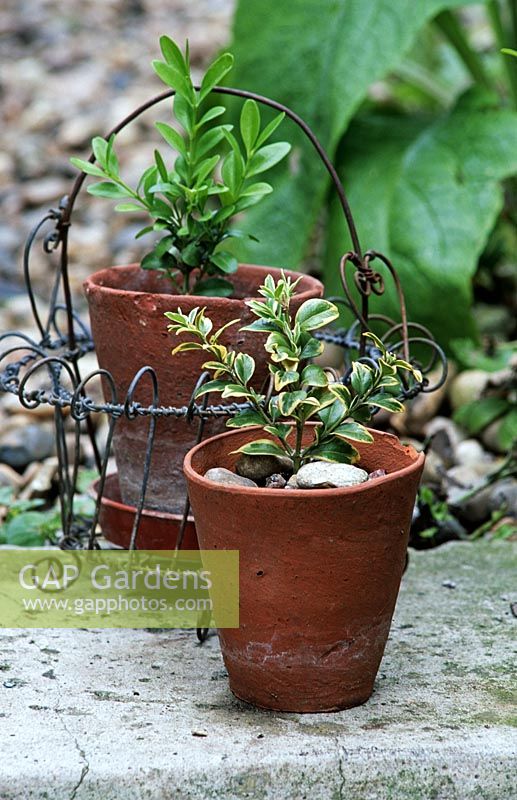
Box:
xmin=184 ymin=426 xmax=425 ymax=713
xmin=84 ymin=264 xmax=323 ymax=513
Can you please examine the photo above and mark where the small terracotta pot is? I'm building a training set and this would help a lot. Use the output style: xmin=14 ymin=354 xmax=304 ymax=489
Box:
xmin=84 ymin=264 xmax=323 ymax=513
xmin=90 ymin=473 xmax=198 ymax=550
xmin=184 ymin=426 xmax=424 ymax=713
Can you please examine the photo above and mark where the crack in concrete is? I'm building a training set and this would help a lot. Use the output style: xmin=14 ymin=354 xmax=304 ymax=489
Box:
xmin=55 ymin=703 xmax=90 ymax=800
xmin=335 ymin=737 xmax=346 ymax=800
xmin=68 ymin=736 xmax=90 ymax=800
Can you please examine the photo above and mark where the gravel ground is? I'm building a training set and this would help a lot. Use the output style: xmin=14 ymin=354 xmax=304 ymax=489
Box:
xmin=0 ymin=0 xmax=235 ymax=306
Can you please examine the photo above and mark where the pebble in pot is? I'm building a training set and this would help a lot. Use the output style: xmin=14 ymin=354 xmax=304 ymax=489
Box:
xmin=235 ymin=453 xmax=293 ymax=481
xmin=296 ymin=461 xmax=368 ymax=489
xmin=204 ymin=468 xmax=257 ymax=488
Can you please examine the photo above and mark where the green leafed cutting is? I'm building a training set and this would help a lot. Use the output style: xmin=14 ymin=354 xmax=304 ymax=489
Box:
xmin=167 ymin=275 xmax=421 ymax=471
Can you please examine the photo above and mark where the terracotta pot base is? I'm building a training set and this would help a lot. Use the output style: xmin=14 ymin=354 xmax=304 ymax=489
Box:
xmin=229 ymin=686 xmax=372 ymax=714
xmin=91 ymin=473 xmax=198 ymax=550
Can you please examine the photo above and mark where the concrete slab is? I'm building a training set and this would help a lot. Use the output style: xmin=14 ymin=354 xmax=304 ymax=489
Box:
xmin=0 ymin=541 xmax=515 ymax=800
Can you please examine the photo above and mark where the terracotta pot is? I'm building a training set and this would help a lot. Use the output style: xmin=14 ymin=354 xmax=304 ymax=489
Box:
xmin=90 ymin=473 xmax=198 ymax=550
xmin=184 ymin=426 xmax=424 ymax=713
xmin=84 ymin=264 xmax=323 ymax=513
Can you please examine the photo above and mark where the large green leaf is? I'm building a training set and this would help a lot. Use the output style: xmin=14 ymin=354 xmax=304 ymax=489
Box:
xmin=229 ymin=0 xmax=481 ymax=268
xmin=324 ymin=96 xmax=517 ymax=346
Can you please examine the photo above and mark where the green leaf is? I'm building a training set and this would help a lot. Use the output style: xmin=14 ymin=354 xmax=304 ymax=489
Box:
xmin=141 ymin=251 xmax=165 ymax=271
xmin=106 ymin=134 xmax=119 ymax=175
xmin=232 ymin=439 xmax=287 ymax=458
xmin=3 ymin=513 xmax=51 ymax=546
xmin=172 ymin=341 xmax=204 ymax=354
xmin=91 ymin=136 xmax=108 ymax=168
xmin=138 ymin=165 xmax=158 ymax=196
xmin=152 ymin=61 xmax=193 ymax=102
xmin=350 ymin=406 xmax=372 ymax=424
xmin=222 ymin=150 xmax=244 ymax=196
xmin=450 ymin=339 xmax=516 ymax=373
xmin=234 ymin=353 xmax=255 ymax=385
xmin=192 ymin=277 xmax=234 ymax=297
xmin=221 ymin=384 xmax=254 ymax=399
xmin=149 ymin=181 xmax=182 ymax=198
xmin=308 ymin=440 xmax=359 ymax=464
xmin=278 ymin=390 xmax=306 ymax=416
xmin=135 ymin=225 xmax=154 ymax=239
xmin=263 ymin=423 xmax=292 ymax=441
xmin=197 ymin=106 xmax=227 ymax=127
xmin=367 ymin=393 xmax=404 ymax=413
xmin=213 ymin=205 xmax=236 ymax=224
xmin=453 ymin=397 xmax=509 ymax=435
xmin=228 ymin=0 xmax=482 ymax=268
xmin=199 ymin=52 xmax=234 ymax=102
xmin=255 ymin=112 xmax=285 ymax=148
xmin=194 ymin=380 xmax=228 ymax=397
xmin=155 ymin=122 xmax=187 ymax=157
xmin=194 ymin=155 xmax=220 ymax=185
xmin=325 ymin=99 xmax=517 ymax=348
xmin=318 ymin=399 xmax=346 ymax=430
xmin=295 ymin=299 xmax=339 ymax=331
xmin=496 ymin=409 xmax=517 ymax=450
xmin=174 ymin=93 xmax=195 ymax=134
xmin=274 ymin=369 xmax=299 ymax=389
xmin=87 ymin=182 xmax=128 ymax=199
xmin=114 ymin=202 xmax=144 ymax=212
xmin=210 ymin=251 xmax=238 ymax=274
xmin=234 ymin=194 xmax=271 ymax=212
xmin=247 ymin=142 xmax=291 ymax=177
xmin=333 ymin=422 xmax=374 ymax=443
xmin=181 ymin=242 xmax=202 ymax=267
xmin=69 ymin=158 xmax=106 ymax=178
xmin=241 ymin=182 xmax=273 ymax=198
xmin=329 ymin=384 xmax=351 ymax=406
xmin=240 ymin=99 xmax=261 ymax=154
xmin=300 ymin=337 xmax=323 ymax=359
xmin=197 ymin=126 xmax=232 ymax=159
xmin=301 ymin=364 xmax=328 ymax=387
xmin=159 ymin=36 xmax=187 ymax=73
xmin=240 ymin=318 xmax=277 ymax=333
xmin=226 ymin=409 xmax=265 ymax=428
xmin=154 ymin=235 xmax=174 ymax=257
xmin=350 ymin=362 xmax=373 ymax=395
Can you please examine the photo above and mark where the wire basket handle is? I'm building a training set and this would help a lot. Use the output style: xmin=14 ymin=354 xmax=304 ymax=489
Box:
xmin=47 ymin=85 xmax=412 ymax=359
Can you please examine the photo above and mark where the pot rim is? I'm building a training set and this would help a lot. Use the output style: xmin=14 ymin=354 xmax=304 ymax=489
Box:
xmin=83 ymin=263 xmax=323 ymax=305
xmin=184 ymin=426 xmax=425 ymax=499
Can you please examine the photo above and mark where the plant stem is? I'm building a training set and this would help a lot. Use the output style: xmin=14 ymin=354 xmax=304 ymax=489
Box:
xmin=435 ymin=10 xmax=494 ymax=91
xmin=293 ymin=420 xmax=304 ymax=471
xmin=183 ymin=269 xmax=191 ymax=293
xmin=489 ymin=0 xmax=517 ymax=108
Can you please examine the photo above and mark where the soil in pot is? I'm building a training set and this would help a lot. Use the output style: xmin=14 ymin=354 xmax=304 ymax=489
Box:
xmin=184 ymin=425 xmax=424 ymax=713
xmin=84 ymin=263 xmax=323 ymax=514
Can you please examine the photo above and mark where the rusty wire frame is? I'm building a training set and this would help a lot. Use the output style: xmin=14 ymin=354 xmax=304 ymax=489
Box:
xmin=0 ymin=86 xmax=447 ymax=556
